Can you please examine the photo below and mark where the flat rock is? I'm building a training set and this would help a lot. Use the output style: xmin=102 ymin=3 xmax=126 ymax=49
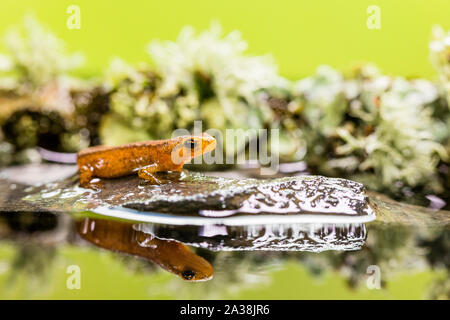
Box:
xmin=0 ymin=167 xmax=374 ymax=220
xmin=0 ymin=164 xmax=448 ymax=226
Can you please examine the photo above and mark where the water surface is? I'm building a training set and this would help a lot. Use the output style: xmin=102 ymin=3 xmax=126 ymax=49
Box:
xmin=0 ymin=164 xmax=448 ymax=299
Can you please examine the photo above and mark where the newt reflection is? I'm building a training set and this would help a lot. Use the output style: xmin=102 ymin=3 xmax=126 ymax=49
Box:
xmin=77 ymin=133 xmax=216 ymax=189
xmin=75 ymin=218 xmax=214 ymax=281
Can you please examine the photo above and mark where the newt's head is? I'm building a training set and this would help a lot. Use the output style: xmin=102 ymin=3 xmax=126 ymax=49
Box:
xmin=165 ymin=242 xmax=215 ymax=282
xmin=171 ymin=133 xmax=216 ymax=165
xmin=146 ymin=236 xmax=214 ymax=282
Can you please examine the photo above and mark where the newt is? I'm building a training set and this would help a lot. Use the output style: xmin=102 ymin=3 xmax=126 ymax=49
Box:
xmin=76 ymin=133 xmax=216 ymax=189
xmin=76 ymin=218 xmax=214 ymax=281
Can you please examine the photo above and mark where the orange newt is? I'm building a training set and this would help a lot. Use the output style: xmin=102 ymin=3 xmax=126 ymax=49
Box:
xmin=77 ymin=133 xmax=216 ymax=189
xmin=76 ymin=218 xmax=214 ymax=281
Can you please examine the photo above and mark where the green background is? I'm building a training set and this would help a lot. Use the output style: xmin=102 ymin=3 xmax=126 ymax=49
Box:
xmin=1 ymin=0 xmax=449 ymax=79
xmin=0 ymin=244 xmax=442 ymax=299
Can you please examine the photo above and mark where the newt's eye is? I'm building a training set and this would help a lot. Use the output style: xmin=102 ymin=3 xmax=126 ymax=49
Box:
xmin=181 ymin=270 xmax=196 ymax=280
xmin=184 ymin=139 xmax=197 ymax=150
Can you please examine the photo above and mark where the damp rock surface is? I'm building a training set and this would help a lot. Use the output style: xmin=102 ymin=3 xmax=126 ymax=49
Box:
xmin=0 ymin=164 xmax=448 ymax=226
xmin=1 ymin=167 xmax=373 ymax=219
xmin=122 ymin=172 xmax=374 ymax=218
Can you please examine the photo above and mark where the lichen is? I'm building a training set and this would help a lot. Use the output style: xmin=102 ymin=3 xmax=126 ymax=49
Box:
xmin=430 ymin=25 xmax=450 ymax=107
xmin=0 ymin=17 xmax=105 ymax=163
xmin=102 ymin=24 xmax=287 ymax=160
xmin=0 ymin=18 xmax=449 ymax=202
xmin=0 ymin=16 xmax=83 ymax=91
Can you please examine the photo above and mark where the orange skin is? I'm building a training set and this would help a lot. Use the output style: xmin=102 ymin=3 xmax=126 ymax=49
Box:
xmin=76 ymin=218 xmax=214 ymax=281
xmin=77 ymin=133 xmax=216 ymax=189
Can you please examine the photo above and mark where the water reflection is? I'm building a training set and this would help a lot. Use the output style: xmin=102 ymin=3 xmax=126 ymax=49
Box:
xmin=76 ymin=218 xmax=367 ymax=281
xmin=75 ymin=218 xmax=369 ymax=281
xmin=138 ymin=223 xmax=367 ymax=252
xmin=0 ymin=211 xmax=448 ymax=298
xmin=75 ymin=218 xmax=213 ymax=282
xmin=0 ymin=163 xmax=448 ymax=297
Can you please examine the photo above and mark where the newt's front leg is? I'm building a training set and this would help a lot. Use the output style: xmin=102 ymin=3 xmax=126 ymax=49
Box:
xmin=79 ymin=165 xmax=93 ymax=187
xmin=137 ymin=164 xmax=161 ymax=184
xmin=79 ymin=165 xmax=102 ymax=190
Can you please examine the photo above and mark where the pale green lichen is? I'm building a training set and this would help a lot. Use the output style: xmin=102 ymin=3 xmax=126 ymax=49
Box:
xmin=102 ymin=24 xmax=287 ymax=160
xmin=0 ymin=16 xmax=83 ymax=91
xmin=294 ymin=65 xmax=350 ymax=137
xmin=0 ymin=17 xmax=103 ymax=162
xmin=430 ymin=25 xmax=450 ymax=106
xmin=148 ymin=22 xmax=287 ymax=104
xmin=0 ymin=18 xmax=449 ymax=200
xmin=337 ymin=76 xmax=447 ymax=189
xmin=429 ymin=26 xmax=450 ymax=170
xmin=289 ymin=65 xmax=448 ymax=193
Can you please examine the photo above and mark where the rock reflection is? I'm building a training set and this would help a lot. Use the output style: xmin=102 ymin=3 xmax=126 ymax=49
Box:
xmin=136 ymin=223 xmax=367 ymax=252
xmin=75 ymin=218 xmax=213 ymax=281
xmin=0 ymin=211 xmax=448 ymax=298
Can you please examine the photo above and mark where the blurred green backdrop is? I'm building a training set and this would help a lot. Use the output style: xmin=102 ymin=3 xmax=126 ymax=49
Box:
xmin=1 ymin=0 xmax=449 ymax=79
xmin=0 ymin=244 xmax=443 ymax=299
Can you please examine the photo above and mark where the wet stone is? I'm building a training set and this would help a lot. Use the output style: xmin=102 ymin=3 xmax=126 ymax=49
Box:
xmin=1 ymin=168 xmax=374 ymax=218
xmin=1 ymin=164 xmax=449 ymax=226
xmin=123 ymin=173 xmax=374 ymax=217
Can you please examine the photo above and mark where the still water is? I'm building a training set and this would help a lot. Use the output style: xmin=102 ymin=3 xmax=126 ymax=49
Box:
xmin=0 ymin=164 xmax=448 ymax=299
